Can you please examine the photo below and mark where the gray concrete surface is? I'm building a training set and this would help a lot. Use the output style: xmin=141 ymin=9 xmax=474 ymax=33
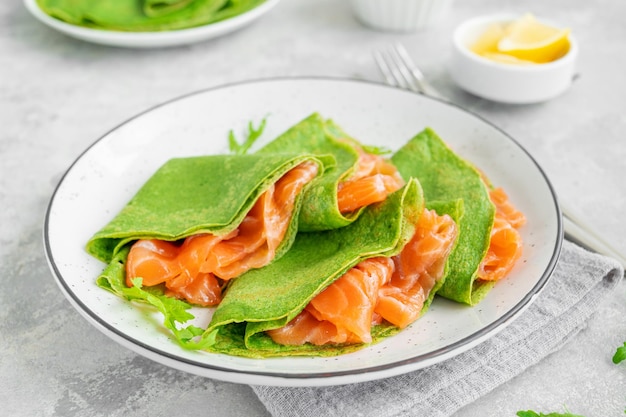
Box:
xmin=2 ymin=0 xmax=625 ymax=415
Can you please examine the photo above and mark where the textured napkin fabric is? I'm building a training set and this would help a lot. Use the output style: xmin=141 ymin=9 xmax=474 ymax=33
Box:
xmin=252 ymin=240 xmax=624 ymax=417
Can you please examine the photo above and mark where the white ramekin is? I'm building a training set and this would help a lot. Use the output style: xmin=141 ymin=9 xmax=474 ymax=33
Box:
xmin=449 ymin=14 xmax=578 ymax=104
xmin=349 ymin=0 xmax=454 ymax=32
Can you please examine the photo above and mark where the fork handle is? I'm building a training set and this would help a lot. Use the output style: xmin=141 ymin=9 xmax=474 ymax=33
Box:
xmin=561 ymin=202 xmax=626 ymax=267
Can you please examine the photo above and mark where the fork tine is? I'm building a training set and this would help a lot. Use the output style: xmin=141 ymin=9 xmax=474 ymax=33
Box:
xmin=393 ymin=43 xmax=429 ymax=93
xmin=374 ymin=47 xmax=422 ymax=93
xmin=389 ymin=47 xmax=422 ymax=93
xmin=373 ymin=50 xmax=398 ymax=87
xmin=374 ymin=43 xmax=447 ymax=100
xmin=394 ymin=43 xmax=447 ymax=100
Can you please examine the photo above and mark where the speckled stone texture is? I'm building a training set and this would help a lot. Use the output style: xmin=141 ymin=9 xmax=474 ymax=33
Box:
xmin=1 ymin=0 xmax=625 ymax=416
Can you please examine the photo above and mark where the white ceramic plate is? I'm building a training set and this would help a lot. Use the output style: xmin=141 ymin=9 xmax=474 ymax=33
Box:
xmin=24 ymin=0 xmax=280 ymax=48
xmin=44 ymin=78 xmax=562 ymax=387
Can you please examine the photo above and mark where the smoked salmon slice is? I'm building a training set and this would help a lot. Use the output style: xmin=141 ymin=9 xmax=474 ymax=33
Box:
xmin=375 ymin=209 xmax=458 ymax=329
xmin=337 ymin=148 xmax=404 ymax=214
xmin=267 ymin=208 xmax=458 ymax=346
xmin=489 ymin=187 xmax=526 ymax=229
xmin=125 ymin=161 xmax=319 ymax=306
xmin=267 ymin=257 xmax=394 ymax=346
xmin=477 ymin=187 xmax=526 ymax=281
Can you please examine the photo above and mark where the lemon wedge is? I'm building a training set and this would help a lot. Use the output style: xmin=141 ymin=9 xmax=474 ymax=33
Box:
xmin=497 ymin=14 xmax=571 ymax=63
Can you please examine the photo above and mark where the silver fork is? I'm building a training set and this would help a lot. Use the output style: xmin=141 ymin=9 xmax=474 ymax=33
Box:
xmin=373 ymin=43 xmax=626 ymax=267
xmin=373 ymin=43 xmax=446 ymax=100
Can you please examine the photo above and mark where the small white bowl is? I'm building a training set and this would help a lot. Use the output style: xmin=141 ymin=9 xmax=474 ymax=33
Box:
xmin=449 ymin=14 xmax=578 ymax=104
xmin=349 ymin=0 xmax=454 ymax=32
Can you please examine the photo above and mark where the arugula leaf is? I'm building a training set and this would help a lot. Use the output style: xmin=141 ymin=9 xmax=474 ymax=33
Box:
xmin=229 ymin=117 xmax=267 ymax=154
xmin=613 ymin=342 xmax=626 ymax=364
xmin=97 ymin=255 xmax=215 ymax=350
xmin=517 ymin=407 xmax=588 ymax=417
xmin=123 ymin=278 xmax=206 ymax=344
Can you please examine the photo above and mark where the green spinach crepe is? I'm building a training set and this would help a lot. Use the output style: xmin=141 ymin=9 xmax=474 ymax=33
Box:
xmin=391 ymin=128 xmax=495 ymax=305
xmin=87 ymin=153 xmax=331 ymax=264
xmin=259 ymin=113 xmax=385 ymax=232
xmin=201 ymin=179 xmax=423 ymax=357
xmin=36 ymin=0 xmax=266 ymax=32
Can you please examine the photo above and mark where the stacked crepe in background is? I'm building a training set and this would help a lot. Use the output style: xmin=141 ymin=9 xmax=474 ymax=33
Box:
xmin=89 ymin=113 xmax=525 ymax=357
xmin=35 ymin=0 xmax=267 ymax=31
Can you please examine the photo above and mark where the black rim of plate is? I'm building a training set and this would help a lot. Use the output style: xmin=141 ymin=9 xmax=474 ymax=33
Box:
xmin=43 ymin=76 xmax=563 ymax=383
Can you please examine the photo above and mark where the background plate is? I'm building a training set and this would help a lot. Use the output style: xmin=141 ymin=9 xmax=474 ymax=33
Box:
xmin=44 ymin=77 xmax=562 ymax=386
xmin=24 ymin=0 xmax=280 ymax=48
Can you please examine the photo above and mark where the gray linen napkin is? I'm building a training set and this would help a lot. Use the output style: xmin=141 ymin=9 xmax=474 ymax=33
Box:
xmin=252 ymin=240 xmax=624 ymax=417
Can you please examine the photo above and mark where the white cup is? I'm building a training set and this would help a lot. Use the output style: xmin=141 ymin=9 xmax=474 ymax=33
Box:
xmin=349 ymin=0 xmax=454 ymax=32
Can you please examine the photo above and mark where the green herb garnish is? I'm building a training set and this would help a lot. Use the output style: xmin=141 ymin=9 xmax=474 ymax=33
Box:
xmin=517 ymin=411 xmax=585 ymax=417
xmin=229 ymin=117 xmax=267 ymax=154
xmin=613 ymin=342 xmax=626 ymax=364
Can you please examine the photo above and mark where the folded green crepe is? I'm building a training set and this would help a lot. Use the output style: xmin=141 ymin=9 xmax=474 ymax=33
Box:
xmin=259 ymin=113 xmax=376 ymax=232
xmin=201 ymin=179 xmax=423 ymax=357
xmin=36 ymin=0 xmax=266 ymax=32
xmin=391 ymin=128 xmax=495 ymax=306
xmin=87 ymin=152 xmax=331 ymax=264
